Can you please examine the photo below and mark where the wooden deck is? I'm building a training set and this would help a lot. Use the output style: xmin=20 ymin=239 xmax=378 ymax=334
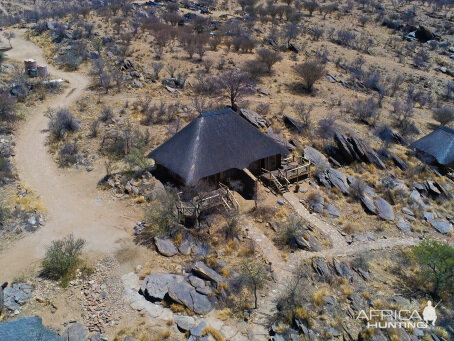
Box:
xmin=260 ymin=155 xmax=311 ymax=194
xmin=176 ymin=183 xmax=239 ymax=221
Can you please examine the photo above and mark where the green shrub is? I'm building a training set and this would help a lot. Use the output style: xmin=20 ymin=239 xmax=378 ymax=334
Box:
xmin=412 ymin=239 xmax=454 ymax=298
xmin=41 ymin=234 xmax=85 ymax=286
xmin=137 ymin=191 xmax=178 ymax=245
xmin=0 ymin=202 xmax=10 ymax=225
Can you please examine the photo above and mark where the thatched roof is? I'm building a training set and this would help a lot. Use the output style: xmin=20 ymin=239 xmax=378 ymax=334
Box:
xmin=411 ymin=126 xmax=454 ymax=165
xmin=148 ymin=108 xmax=289 ymax=184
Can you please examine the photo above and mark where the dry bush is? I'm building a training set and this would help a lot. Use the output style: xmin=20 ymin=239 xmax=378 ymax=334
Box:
xmin=256 ymin=48 xmax=282 ymax=73
xmin=293 ymin=60 xmax=325 ymax=92
xmin=432 ymin=105 xmax=454 ymax=126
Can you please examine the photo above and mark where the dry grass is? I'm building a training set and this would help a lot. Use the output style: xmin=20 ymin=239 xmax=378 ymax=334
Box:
xmin=312 ymin=288 xmax=328 ymax=306
xmin=15 ymin=190 xmax=45 ymax=212
xmin=203 ymin=326 xmax=225 ymax=341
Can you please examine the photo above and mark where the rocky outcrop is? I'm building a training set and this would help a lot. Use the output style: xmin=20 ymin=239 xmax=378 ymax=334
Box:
xmin=316 ymin=168 xmax=350 ymax=194
xmin=141 ymin=274 xmax=186 ymax=300
xmin=140 ymin=270 xmax=216 ymax=314
xmin=334 ymin=133 xmax=385 ymax=169
xmin=239 ymin=108 xmax=269 ymax=128
xmin=168 ymin=281 xmax=213 ymax=314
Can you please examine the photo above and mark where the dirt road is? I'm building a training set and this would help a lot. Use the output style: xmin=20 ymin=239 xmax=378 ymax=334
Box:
xmin=0 ymin=31 xmax=139 ymax=281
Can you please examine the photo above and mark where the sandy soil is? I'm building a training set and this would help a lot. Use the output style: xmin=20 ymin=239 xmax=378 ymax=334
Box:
xmin=0 ymin=31 xmax=141 ymax=282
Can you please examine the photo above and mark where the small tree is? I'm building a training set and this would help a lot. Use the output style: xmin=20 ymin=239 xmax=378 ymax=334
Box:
xmin=432 ymin=105 xmax=454 ymax=126
xmin=294 ymin=60 xmax=325 ymax=92
xmin=41 ymin=234 xmax=85 ymax=286
xmin=282 ymin=23 xmax=300 ymax=47
xmin=256 ymin=48 xmax=282 ymax=73
xmin=3 ymin=31 xmax=15 ymax=48
xmin=240 ymin=258 xmax=268 ymax=309
xmin=303 ymin=0 xmax=319 ymax=16
xmin=412 ymin=239 xmax=454 ymax=298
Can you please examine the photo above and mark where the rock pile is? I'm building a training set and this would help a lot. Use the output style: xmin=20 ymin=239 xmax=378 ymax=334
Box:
xmin=239 ymin=108 xmax=269 ymax=128
xmin=79 ymin=258 xmax=124 ymax=333
xmin=140 ymin=261 xmax=225 ymax=315
xmin=101 ymin=171 xmax=165 ymax=201
xmin=2 ymin=282 xmax=34 ymax=315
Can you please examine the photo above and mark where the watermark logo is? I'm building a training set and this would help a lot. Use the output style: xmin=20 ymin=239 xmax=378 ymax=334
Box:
xmin=357 ymin=301 xmax=439 ymax=329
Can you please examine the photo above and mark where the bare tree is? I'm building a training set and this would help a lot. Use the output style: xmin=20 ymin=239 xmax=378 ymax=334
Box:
xmin=215 ymin=69 xmax=255 ymax=111
xmin=293 ymin=102 xmax=313 ymax=130
xmin=293 ymin=60 xmax=325 ymax=92
xmin=303 ymin=0 xmax=319 ymax=16
xmin=282 ymin=22 xmax=300 ymax=47
xmin=151 ymin=62 xmax=163 ymax=80
xmin=432 ymin=105 xmax=454 ymax=126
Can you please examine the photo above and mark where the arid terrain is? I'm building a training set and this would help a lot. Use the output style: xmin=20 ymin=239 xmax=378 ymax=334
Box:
xmin=0 ymin=0 xmax=453 ymax=340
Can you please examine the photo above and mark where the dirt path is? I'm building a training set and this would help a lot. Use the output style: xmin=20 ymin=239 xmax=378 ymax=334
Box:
xmin=0 ymin=31 xmax=139 ymax=281
xmin=283 ymin=192 xmax=347 ymax=248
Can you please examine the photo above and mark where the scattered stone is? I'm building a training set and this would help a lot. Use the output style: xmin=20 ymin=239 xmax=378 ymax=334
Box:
xmin=396 ymin=218 xmax=411 ymax=233
xmin=361 ymin=194 xmax=377 ymax=215
xmin=190 ymin=320 xmax=208 ymax=337
xmin=402 ymin=207 xmax=415 ymax=217
xmin=333 ymin=259 xmax=352 ymax=278
xmin=312 ymin=257 xmax=332 ymax=280
xmin=316 ymin=168 xmax=350 ymax=194
xmin=326 ymin=204 xmax=341 ymax=218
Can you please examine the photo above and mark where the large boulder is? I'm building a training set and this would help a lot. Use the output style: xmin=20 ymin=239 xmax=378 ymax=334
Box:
xmin=0 ymin=317 xmax=63 ymax=341
xmin=374 ymin=197 xmax=394 ymax=221
xmin=192 ymin=262 xmax=224 ymax=285
xmin=141 ymin=274 xmax=185 ymax=300
xmin=154 ymin=237 xmax=178 ymax=257
xmin=168 ymin=282 xmax=213 ymax=315
xmin=304 ymin=146 xmax=330 ymax=168
xmin=430 ymin=220 xmax=453 ymax=234
xmin=316 ymin=168 xmax=349 ymax=194
xmin=361 ymin=194 xmax=377 ymax=215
